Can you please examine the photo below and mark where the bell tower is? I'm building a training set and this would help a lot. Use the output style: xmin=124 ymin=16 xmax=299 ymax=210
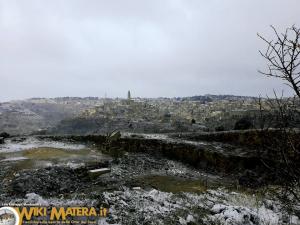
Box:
xmin=127 ymin=90 xmax=131 ymax=100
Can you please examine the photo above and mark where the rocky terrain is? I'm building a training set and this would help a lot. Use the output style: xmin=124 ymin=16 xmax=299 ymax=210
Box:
xmin=0 ymin=135 xmax=299 ymax=225
xmin=0 ymin=96 xmax=299 ymax=225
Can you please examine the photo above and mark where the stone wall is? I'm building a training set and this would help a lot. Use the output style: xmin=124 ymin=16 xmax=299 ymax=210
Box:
xmin=38 ymin=134 xmax=264 ymax=175
xmin=171 ymin=129 xmax=300 ymax=149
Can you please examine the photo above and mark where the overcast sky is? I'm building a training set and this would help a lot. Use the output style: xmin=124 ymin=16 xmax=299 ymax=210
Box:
xmin=0 ymin=0 xmax=299 ymax=101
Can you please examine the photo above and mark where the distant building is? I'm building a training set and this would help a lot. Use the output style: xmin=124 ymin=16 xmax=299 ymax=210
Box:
xmin=127 ymin=90 xmax=131 ymax=100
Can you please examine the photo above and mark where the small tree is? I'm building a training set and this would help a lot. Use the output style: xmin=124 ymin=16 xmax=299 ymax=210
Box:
xmin=258 ymin=25 xmax=300 ymax=209
xmin=234 ymin=117 xmax=254 ymax=130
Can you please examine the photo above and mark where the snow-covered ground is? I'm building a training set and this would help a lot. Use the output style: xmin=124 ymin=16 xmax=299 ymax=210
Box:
xmin=101 ymin=188 xmax=299 ymax=225
xmin=9 ymin=188 xmax=300 ymax=225
xmin=1 ymin=137 xmax=299 ymax=225
xmin=0 ymin=137 xmax=86 ymax=153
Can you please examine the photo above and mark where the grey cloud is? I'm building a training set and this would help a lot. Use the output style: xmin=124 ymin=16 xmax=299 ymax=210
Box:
xmin=0 ymin=0 xmax=299 ymax=101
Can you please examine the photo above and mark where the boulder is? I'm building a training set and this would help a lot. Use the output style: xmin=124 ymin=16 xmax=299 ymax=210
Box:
xmin=0 ymin=132 xmax=10 ymax=139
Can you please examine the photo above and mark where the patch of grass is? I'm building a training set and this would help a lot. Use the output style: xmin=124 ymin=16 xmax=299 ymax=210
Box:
xmin=22 ymin=147 xmax=88 ymax=159
xmin=134 ymin=175 xmax=207 ymax=193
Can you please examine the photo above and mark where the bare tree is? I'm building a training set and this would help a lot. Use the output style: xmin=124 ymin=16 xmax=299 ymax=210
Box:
xmin=258 ymin=25 xmax=300 ymax=210
xmin=258 ymin=25 xmax=300 ymax=98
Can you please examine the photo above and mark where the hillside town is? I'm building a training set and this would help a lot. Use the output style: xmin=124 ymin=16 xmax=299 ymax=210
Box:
xmin=0 ymin=92 xmax=270 ymax=135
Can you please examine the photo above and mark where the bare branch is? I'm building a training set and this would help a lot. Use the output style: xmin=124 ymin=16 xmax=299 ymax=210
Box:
xmin=258 ymin=25 xmax=300 ymax=98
